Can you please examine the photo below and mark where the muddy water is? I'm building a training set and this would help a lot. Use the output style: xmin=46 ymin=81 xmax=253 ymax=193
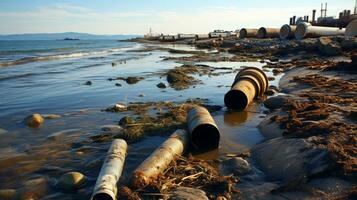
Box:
xmin=0 ymin=41 xmax=281 ymax=199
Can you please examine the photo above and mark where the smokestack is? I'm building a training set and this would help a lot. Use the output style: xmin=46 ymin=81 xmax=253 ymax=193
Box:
xmin=293 ymin=16 xmax=296 ymax=25
xmin=312 ymin=10 xmax=316 ymax=23
xmin=306 ymin=15 xmax=309 ymax=22
xmin=289 ymin=17 xmax=293 ymax=25
xmin=339 ymin=12 xmax=343 ymax=20
xmin=355 ymin=0 xmax=357 ymax=14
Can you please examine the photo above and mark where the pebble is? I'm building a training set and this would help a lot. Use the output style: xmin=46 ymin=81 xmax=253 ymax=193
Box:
xmin=264 ymin=95 xmax=290 ymax=110
xmin=58 ymin=172 xmax=86 ymax=190
xmin=84 ymin=81 xmax=92 ymax=85
xmin=157 ymin=82 xmax=167 ymax=89
xmin=115 ymin=83 xmax=122 ymax=87
xmin=169 ymin=187 xmax=209 ymax=200
xmin=139 ymin=93 xmax=145 ymax=97
xmin=222 ymin=157 xmax=251 ymax=176
xmin=26 ymin=114 xmax=44 ymax=128
xmin=0 ymin=189 xmax=16 ymax=200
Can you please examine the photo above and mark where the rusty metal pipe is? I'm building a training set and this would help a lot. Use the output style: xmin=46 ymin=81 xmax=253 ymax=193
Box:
xmin=187 ymin=106 xmax=220 ymax=151
xmin=91 ymin=139 xmax=127 ymax=200
xmin=257 ymin=27 xmax=281 ymax=38
xmin=346 ymin=19 xmax=357 ymax=37
xmin=280 ymin=24 xmax=297 ymax=39
xmin=239 ymin=28 xmax=258 ymax=39
xmin=225 ymin=67 xmax=268 ymax=110
xmin=295 ymin=22 xmax=346 ymax=40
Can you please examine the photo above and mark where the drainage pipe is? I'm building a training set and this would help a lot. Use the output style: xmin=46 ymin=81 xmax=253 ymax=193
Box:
xmin=257 ymin=27 xmax=281 ymax=38
xmin=91 ymin=139 xmax=127 ymax=200
xmin=131 ymin=129 xmax=188 ymax=188
xmin=239 ymin=28 xmax=258 ymax=39
xmin=280 ymin=24 xmax=297 ymax=39
xmin=346 ymin=19 xmax=357 ymax=37
xmin=295 ymin=22 xmax=346 ymax=40
xmin=224 ymin=67 xmax=268 ymax=110
xmin=187 ymin=106 xmax=220 ymax=151
xmin=195 ymin=34 xmax=210 ymax=40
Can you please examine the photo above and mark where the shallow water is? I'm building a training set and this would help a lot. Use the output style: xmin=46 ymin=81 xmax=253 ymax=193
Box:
xmin=0 ymin=40 xmax=281 ymax=199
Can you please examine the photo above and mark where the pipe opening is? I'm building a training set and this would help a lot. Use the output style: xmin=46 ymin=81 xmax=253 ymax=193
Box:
xmin=295 ymin=23 xmax=307 ymax=40
xmin=280 ymin=25 xmax=291 ymax=39
xmin=258 ymin=28 xmax=267 ymax=38
xmin=191 ymin=124 xmax=220 ymax=151
xmin=240 ymin=29 xmax=247 ymax=38
xmin=93 ymin=193 xmax=113 ymax=200
xmin=224 ymin=90 xmax=248 ymax=111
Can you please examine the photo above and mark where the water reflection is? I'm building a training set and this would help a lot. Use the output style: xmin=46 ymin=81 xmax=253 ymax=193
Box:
xmin=223 ymin=110 xmax=251 ymax=127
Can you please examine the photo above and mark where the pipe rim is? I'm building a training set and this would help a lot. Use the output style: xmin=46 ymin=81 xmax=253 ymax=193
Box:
xmin=295 ymin=22 xmax=310 ymax=40
xmin=235 ymin=67 xmax=269 ymax=95
xmin=280 ymin=24 xmax=291 ymax=40
xmin=258 ymin=27 xmax=267 ymax=38
xmin=224 ymin=90 xmax=249 ymax=110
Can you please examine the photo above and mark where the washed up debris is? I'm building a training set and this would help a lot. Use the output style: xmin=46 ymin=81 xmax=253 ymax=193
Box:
xmin=132 ymin=130 xmax=189 ymax=188
xmin=157 ymin=82 xmax=167 ymax=89
xmin=26 ymin=113 xmax=44 ymax=128
xmin=91 ymin=139 xmax=127 ymax=200
xmin=103 ymin=103 xmax=127 ymax=112
xmin=108 ymin=76 xmax=144 ymax=84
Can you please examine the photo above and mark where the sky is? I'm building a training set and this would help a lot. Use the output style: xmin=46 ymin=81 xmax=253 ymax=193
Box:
xmin=0 ymin=0 xmax=355 ymax=35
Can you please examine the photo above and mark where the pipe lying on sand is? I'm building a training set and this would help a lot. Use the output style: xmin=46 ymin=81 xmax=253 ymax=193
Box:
xmin=195 ymin=34 xmax=210 ymax=40
xmin=295 ymin=22 xmax=345 ymax=40
xmin=345 ymin=19 xmax=357 ymax=37
xmin=131 ymin=129 xmax=188 ymax=188
xmin=257 ymin=27 xmax=280 ymax=38
xmin=187 ymin=106 xmax=220 ymax=151
xmin=91 ymin=139 xmax=127 ymax=200
xmin=239 ymin=28 xmax=258 ymax=39
xmin=280 ymin=24 xmax=297 ymax=40
xmin=224 ymin=67 xmax=268 ymax=110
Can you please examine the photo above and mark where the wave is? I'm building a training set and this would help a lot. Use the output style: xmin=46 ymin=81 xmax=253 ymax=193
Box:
xmin=0 ymin=44 xmax=142 ymax=67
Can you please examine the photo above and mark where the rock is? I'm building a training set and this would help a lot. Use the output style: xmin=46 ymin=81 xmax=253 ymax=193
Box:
xmin=252 ymin=138 xmax=334 ymax=182
xmin=138 ymin=93 xmax=145 ymax=97
xmin=84 ymin=81 xmax=92 ymax=85
xmin=222 ymin=157 xmax=251 ymax=176
xmin=58 ymin=172 xmax=86 ymax=190
xmin=119 ymin=116 xmax=134 ymax=126
xmin=101 ymin=125 xmax=123 ymax=134
xmin=125 ymin=77 xmax=143 ymax=84
xmin=0 ymin=189 xmax=16 ymax=200
xmin=26 ymin=114 xmax=44 ymax=128
xmin=105 ymin=103 xmax=127 ymax=112
xmin=42 ymin=114 xmax=61 ymax=119
xmin=341 ymin=38 xmax=357 ymax=50
xmin=317 ymin=37 xmax=342 ymax=56
xmin=157 ymin=82 xmax=167 ymax=89
xmin=258 ymin=116 xmax=284 ymax=139
xmin=111 ymin=62 xmax=117 ymax=66
xmin=169 ymin=187 xmax=209 ymax=200
xmin=115 ymin=83 xmax=122 ymax=87
xmin=264 ymin=95 xmax=290 ymax=110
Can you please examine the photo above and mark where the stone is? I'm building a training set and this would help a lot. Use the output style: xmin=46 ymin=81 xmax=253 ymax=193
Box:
xmin=265 ymin=88 xmax=277 ymax=96
xmin=42 ymin=114 xmax=61 ymax=119
xmin=222 ymin=157 xmax=251 ymax=176
xmin=125 ymin=77 xmax=143 ymax=84
xmin=115 ymin=83 xmax=122 ymax=87
xmin=157 ymin=82 xmax=167 ymax=89
xmin=317 ymin=37 xmax=342 ymax=56
xmin=101 ymin=125 xmax=123 ymax=134
xmin=264 ymin=95 xmax=290 ymax=110
xmin=84 ymin=81 xmax=92 ymax=85
xmin=58 ymin=172 xmax=86 ymax=190
xmin=26 ymin=114 xmax=44 ymax=128
xmin=139 ymin=93 xmax=145 ymax=97
xmin=0 ymin=189 xmax=16 ymax=200
xmin=119 ymin=116 xmax=134 ymax=126
xmin=168 ymin=187 xmax=209 ymax=200
xmin=341 ymin=38 xmax=357 ymax=50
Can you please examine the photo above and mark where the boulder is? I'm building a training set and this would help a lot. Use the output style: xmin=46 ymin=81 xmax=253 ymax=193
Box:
xmin=100 ymin=125 xmax=123 ymax=134
xmin=26 ymin=114 xmax=44 ymax=128
xmin=341 ymin=38 xmax=357 ymax=50
xmin=168 ymin=187 xmax=209 ymax=200
xmin=264 ymin=95 xmax=290 ymax=110
xmin=318 ymin=37 xmax=342 ymax=56
xmin=58 ymin=172 xmax=86 ymax=190
xmin=222 ymin=157 xmax=251 ymax=176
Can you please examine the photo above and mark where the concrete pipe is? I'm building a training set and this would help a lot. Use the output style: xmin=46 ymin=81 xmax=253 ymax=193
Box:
xmin=187 ymin=106 xmax=220 ymax=151
xmin=280 ymin=24 xmax=297 ymax=40
xmin=257 ymin=27 xmax=281 ymax=38
xmin=239 ymin=28 xmax=258 ymax=39
xmin=91 ymin=139 xmax=127 ymax=200
xmin=295 ymin=22 xmax=345 ymax=40
xmin=195 ymin=34 xmax=210 ymax=40
xmin=345 ymin=19 xmax=357 ymax=37
xmin=224 ymin=67 xmax=268 ymax=110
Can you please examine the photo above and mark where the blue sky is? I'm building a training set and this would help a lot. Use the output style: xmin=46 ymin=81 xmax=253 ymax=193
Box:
xmin=0 ymin=0 xmax=355 ymax=34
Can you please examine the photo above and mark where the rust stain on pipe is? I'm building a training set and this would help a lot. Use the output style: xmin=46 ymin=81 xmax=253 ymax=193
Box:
xmin=187 ymin=106 xmax=220 ymax=151
xmin=239 ymin=28 xmax=258 ymax=39
xmin=280 ymin=24 xmax=297 ymax=40
xmin=91 ymin=139 xmax=127 ymax=200
xmin=224 ymin=67 xmax=268 ymax=110
xmin=257 ymin=27 xmax=281 ymax=38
